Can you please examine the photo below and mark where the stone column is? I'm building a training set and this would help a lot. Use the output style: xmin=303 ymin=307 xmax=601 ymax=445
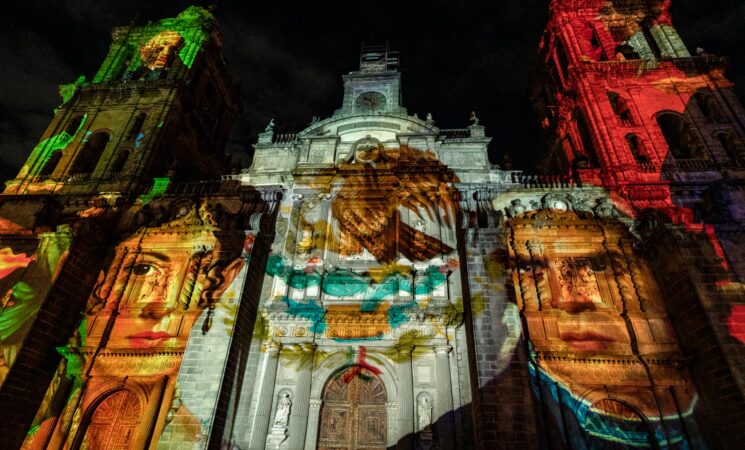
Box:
xmin=619 ymin=238 xmax=648 ymax=311
xmin=396 ymin=345 xmax=414 ymax=449
xmin=604 ymin=236 xmax=639 ymax=313
xmin=527 ymin=240 xmax=549 ymax=310
xmin=304 ymin=399 xmax=323 ymax=450
xmin=288 ymin=343 xmax=316 ymax=450
xmin=249 ymin=341 xmax=282 ymax=450
xmin=513 ymin=240 xmax=538 ymax=311
xmin=434 ymin=345 xmax=454 ymax=450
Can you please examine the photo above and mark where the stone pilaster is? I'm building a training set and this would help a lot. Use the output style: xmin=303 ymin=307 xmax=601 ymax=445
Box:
xmin=248 ymin=341 xmax=282 ymax=450
xmin=134 ymin=376 xmax=167 ymax=449
xmin=527 ymin=240 xmax=548 ymax=310
xmin=288 ymin=343 xmax=316 ymax=450
xmin=304 ymin=399 xmax=323 ymax=450
xmin=386 ymin=401 xmax=398 ymax=448
xmin=434 ymin=345 xmax=454 ymax=450
xmin=513 ymin=240 xmax=538 ymax=311
xmin=396 ymin=345 xmax=414 ymax=449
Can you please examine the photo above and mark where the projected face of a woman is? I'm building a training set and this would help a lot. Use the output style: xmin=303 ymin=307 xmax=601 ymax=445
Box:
xmin=107 ymin=231 xmax=244 ymax=349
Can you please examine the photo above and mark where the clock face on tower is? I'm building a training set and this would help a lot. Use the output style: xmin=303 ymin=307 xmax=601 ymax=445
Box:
xmin=356 ymin=91 xmax=387 ymax=113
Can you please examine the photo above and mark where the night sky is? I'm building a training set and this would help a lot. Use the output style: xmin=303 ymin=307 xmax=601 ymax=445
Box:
xmin=1 ymin=0 xmax=743 ymax=180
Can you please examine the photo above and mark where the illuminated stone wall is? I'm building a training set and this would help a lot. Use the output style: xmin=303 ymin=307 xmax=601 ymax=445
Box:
xmin=529 ymin=0 xmax=745 ymax=447
xmin=2 ymin=5 xmax=239 ymax=198
xmin=0 ymin=7 xmax=253 ymax=450
xmin=1 ymin=2 xmax=745 ymax=450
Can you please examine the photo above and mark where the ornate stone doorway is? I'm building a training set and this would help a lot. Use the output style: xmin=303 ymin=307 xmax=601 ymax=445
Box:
xmin=318 ymin=366 xmax=387 ymax=450
xmin=80 ymin=390 xmax=142 ymax=450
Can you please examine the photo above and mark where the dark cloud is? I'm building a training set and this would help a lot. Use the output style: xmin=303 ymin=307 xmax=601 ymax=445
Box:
xmin=1 ymin=0 xmax=742 ymax=179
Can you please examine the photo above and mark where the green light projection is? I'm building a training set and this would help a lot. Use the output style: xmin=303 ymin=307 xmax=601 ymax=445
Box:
xmin=0 ymin=233 xmax=71 ymax=387
xmin=138 ymin=177 xmax=171 ymax=204
xmin=58 ymin=76 xmax=87 ymax=106
xmin=93 ymin=6 xmax=214 ymax=84
xmin=265 ymin=254 xmax=452 ymax=341
xmin=22 ymin=114 xmax=87 ymax=178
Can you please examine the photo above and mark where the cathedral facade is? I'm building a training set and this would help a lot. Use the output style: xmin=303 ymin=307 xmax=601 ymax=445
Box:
xmin=1 ymin=2 xmax=745 ymax=450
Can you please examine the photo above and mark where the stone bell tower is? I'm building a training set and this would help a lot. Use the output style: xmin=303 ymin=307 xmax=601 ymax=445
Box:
xmin=3 ymin=6 xmax=240 ymax=196
xmin=335 ymin=44 xmax=407 ymax=116
xmin=0 ymin=7 xmax=247 ymax=450
xmin=530 ymin=1 xmax=745 ymax=448
xmin=531 ymin=0 xmax=745 ymax=190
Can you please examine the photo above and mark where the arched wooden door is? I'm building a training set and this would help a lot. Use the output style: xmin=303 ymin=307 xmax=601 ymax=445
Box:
xmin=318 ymin=366 xmax=387 ymax=450
xmin=80 ymin=390 xmax=142 ymax=450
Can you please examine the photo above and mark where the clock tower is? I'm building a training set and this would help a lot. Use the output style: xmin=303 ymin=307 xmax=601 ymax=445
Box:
xmin=335 ymin=44 xmax=406 ymax=116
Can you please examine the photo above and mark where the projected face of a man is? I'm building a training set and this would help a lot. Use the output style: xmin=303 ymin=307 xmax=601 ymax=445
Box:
xmin=536 ymin=255 xmax=696 ymax=419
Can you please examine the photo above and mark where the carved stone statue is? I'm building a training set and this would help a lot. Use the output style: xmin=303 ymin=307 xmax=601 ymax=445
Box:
xmin=265 ymin=118 xmax=275 ymax=133
xmin=593 ymin=197 xmax=619 ymax=218
xmin=417 ymin=395 xmax=432 ymax=430
xmin=469 ymin=111 xmax=480 ymax=126
xmin=296 ymin=223 xmax=314 ymax=254
xmin=274 ymin=392 xmax=292 ymax=427
xmin=506 ymin=199 xmax=526 ymax=218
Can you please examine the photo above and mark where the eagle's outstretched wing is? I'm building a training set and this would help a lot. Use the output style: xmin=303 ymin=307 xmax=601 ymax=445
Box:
xmin=331 ymin=146 xmax=459 ymax=263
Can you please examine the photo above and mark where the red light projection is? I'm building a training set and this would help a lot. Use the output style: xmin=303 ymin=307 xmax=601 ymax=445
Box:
xmin=728 ymin=304 xmax=745 ymax=345
xmin=0 ymin=248 xmax=35 ymax=280
xmin=340 ymin=346 xmax=383 ymax=384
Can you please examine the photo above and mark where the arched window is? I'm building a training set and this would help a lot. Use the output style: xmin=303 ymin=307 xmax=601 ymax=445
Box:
xmin=65 ymin=115 xmax=85 ymax=136
xmin=71 ymin=131 xmax=109 ymax=175
xmin=80 ymin=390 xmax=142 ymax=450
xmin=126 ymin=113 xmax=146 ymax=141
xmin=573 ymin=108 xmax=599 ymax=167
xmin=555 ymin=40 xmax=570 ymax=77
xmin=694 ymin=91 xmax=726 ymax=124
xmin=641 ymin=24 xmax=662 ymax=59
xmin=39 ymin=151 xmax=63 ymax=177
xmin=615 ymin=43 xmax=639 ymax=60
xmin=718 ymin=132 xmax=744 ymax=166
xmin=625 ymin=134 xmax=649 ymax=164
xmin=656 ymin=112 xmax=701 ymax=159
xmin=110 ymin=148 xmax=131 ymax=175
xmin=607 ymin=91 xmax=635 ymax=125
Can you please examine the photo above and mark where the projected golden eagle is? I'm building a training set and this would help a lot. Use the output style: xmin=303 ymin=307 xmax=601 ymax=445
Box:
xmin=331 ymin=140 xmax=459 ymax=263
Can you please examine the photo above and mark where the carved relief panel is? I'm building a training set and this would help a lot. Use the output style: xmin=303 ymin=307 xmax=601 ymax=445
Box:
xmin=554 ymin=257 xmax=602 ymax=305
